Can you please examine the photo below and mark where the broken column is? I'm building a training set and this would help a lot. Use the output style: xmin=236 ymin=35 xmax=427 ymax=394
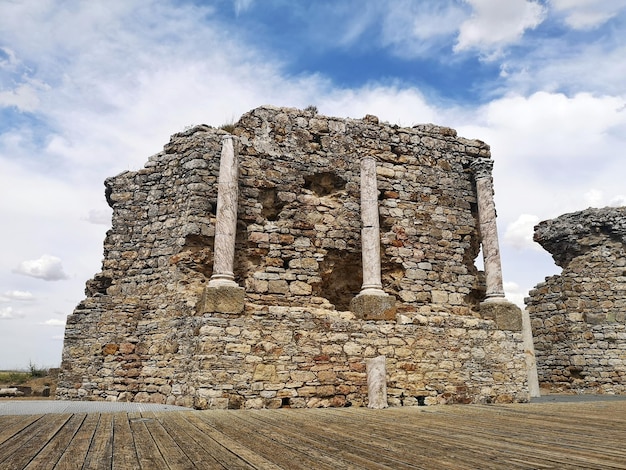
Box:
xmin=470 ymin=158 xmax=521 ymax=330
xmin=350 ymin=156 xmax=396 ymax=320
xmin=200 ymin=135 xmax=245 ymax=314
xmin=367 ymin=355 xmax=388 ymax=409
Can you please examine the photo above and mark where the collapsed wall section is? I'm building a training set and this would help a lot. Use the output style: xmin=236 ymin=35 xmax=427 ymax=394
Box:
xmin=57 ymin=106 xmax=528 ymax=408
xmin=527 ymin=207 xmax=626 ymax=394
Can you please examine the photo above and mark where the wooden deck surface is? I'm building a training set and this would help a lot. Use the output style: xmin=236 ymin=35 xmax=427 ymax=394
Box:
xmin=1 ymin=400 xmax=625 ymax=469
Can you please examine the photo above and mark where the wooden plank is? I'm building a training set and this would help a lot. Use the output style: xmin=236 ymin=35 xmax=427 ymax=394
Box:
xmin=0 ymin=415 xmax=43 ymax=445
xmin=169 ymin=411 xmax=255 ymax=470
xmin=242 ymin=409 xmax=422 ymax=470
xmin=54 ymin=413 xmax=100 ymax=470
xmin=223 ymin=411 xmax=348 ymax=470
xmin=0 ymin=400 xmax=623 ymax=469
xmin=128 ymin=412 xmax=170 ymax=469
xmin=24 ymin=414 xmax=86 ymax=470
xmin=139 ymin=411 xmax=196 ymax=470
xmin=81 ymin=414 xmax=114 ymax=470
xmin=359 ymin=408 xmax=609 ymax=469
xmin=0 ymin=414 xmax=71 ymax=470
xmin=182 ymin=412 xmax=283 ymax=470
xmin=155 ymin=412 xmax=234 ymax=470
xmin=112 ymin=413 xmax=140 ymax=470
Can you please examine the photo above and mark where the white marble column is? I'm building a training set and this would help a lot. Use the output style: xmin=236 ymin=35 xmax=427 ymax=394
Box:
xmin=350 ymin=157 xmax=396 ymax=320
xmin=522 ymin=309 xmax=541 ymax=397
xmin=470 ymin=158 xmax=505 ymax=302
xmin=359 ymin=156 xmax=385 ymax=295
xmin=209 ymin=135 xmax=239 ymax=287
xmin=367 ymin=355 xmax=388 ymax=409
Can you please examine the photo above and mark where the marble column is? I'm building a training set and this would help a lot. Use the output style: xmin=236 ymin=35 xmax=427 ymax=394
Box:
xmin=360 ymin=156 xmax=385 ymax=295
xmin=209 ymin=135 xmax=239 ymax=287
xmin=350 ymin=157 xmax=396 ymax=321
xmin=200 ymin=135 xmax=245 ymax=314
xmin=522 ymin=309 xmax=541 ymax=397
xmin=367 ymin=355 xmax=388 ymax=409
xmin=470 ymin=158 xmax=505 ymax=302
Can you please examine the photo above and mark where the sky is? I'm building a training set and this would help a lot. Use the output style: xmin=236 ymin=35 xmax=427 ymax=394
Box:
xmin=1 ymin=0 xmax=625 ymax=370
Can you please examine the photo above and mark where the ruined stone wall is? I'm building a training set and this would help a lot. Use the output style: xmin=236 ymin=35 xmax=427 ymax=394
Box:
xmin=58 ymin=106 xmax=529 ymax=408
xmin=527 ymin=207 xmax=626 ymax=394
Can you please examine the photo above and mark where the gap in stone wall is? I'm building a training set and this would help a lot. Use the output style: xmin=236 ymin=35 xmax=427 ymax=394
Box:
xmin=259 ymin=187 xmax=285 ymax=221
xmin=172 ymin=234 xmax=215 ymax=278
xmin=317 ymin=249 xmax=362 ymax=310
xmin=304 ymin=172 xmax=346 ymax=197
xmin=234 ymin=223 xmax=261 ymax=285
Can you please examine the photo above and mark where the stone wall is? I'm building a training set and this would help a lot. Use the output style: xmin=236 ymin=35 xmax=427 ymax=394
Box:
xmin=527 ymin=207 xmax=626 ymax=394
xmin=57 ymin=106 xmax=529 ymax=408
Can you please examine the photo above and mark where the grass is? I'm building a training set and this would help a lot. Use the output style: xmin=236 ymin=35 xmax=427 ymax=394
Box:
xmin=0 ymin=362 xmax=50 ymax=385
xmin=0 ymin=371 xmax=32 ymax=385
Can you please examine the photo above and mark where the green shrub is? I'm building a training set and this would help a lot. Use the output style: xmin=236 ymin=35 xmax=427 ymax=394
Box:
xmin=28 ymin=361 xmax=48 ymax=378
xmin=0 ymin=371 xmax=30 ymax=384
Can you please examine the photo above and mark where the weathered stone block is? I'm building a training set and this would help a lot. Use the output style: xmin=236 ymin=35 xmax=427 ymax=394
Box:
xmin=480 ymin=301 xmax=522 ymax=331
xmin=350 ymin=293 xmax=396 ymax=321
xmin=199 ymin=285 xmax=245 ymax=314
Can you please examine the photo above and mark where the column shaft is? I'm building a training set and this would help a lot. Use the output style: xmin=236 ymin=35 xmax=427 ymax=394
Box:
xmin=471 ymin=158 xmax=505 ymax=301
xmin=360 ymin=157 xmax=384 ymax=293
xmin=209 ymin=135 xmax=239 ymax=287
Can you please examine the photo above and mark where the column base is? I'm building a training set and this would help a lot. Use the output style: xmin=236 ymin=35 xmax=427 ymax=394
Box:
xmin=350 ymin=292 xmax=396 ymax=321
xmin=479 ymin=300 xmax=522 ymax=331
xmin=199 ymin=284 xmax=245 ymax=314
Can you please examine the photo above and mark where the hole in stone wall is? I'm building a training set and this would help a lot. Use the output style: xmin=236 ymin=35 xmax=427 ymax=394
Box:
xmin=568 ymin=367 xmax=584 ymax=380
xmin=234 ymin=224 xmax=261 ymax=285
xmin=381 ymin=263 xmax=405 ymax=298
xmin=281 ymin=397 xmax=290 ymax=408
xmin=416 ymin=396 xmax=426 ymax=406
xmin=317 ymin=249 xmax=362 ymax=310
xmin=259 ymin=188 xmax=286 ymax=221
xmin=228 ymin=395 xmax=243 ymax=409
xmin=209 ymin=199 xmax=217 ymax=216
xmin=379 ymin=214 xmax=394 ymax=233
xmin=304 ymin=172 xmax=346 ymax=197
xmin=85 ymin=273 xmax=113 ymax=296
xmin=172 ymin=234 xmax=214 ymax=278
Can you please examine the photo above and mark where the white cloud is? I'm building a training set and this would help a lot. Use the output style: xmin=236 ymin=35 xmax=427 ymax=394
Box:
xmin=582 ymin=189 xmax=626 ymax=208
xmin=2 ymin=291 xmax=35 ymax=301
xmin=0 ymin=307 xmax=14 ymax=319
xmin=550 ymin=0 xmax=626 ymax=29
xmin=455 ymin=0 xmax=546 ymax=56
xmin=455 ymin=92 xmax=626 ymax=169
xmin=0 ymin=47 xmax=17 ymax=69
xmin=321 ymin=85 xmax=439 ymax=126
xmin=13 ymin=255 xmax=70 ymax=281
xmin=380 ymin=1 xmax=467 ymax=57
xmin=504 ymin=281 xmax=528 ymax=309
xmin=0 ymin=80 xmax=46 ymax=112
xmin=42 ymin=318 xmax=65 ymax=327
xmin=583 ymin=189 xmax=604 ymax=207
xmin=85 ymin=208 xmax=112 ymax=226
xmin=504 ymin=214 xmax=541 ymax=250
xmin=234 ymin=0 xmax=255 ymax=15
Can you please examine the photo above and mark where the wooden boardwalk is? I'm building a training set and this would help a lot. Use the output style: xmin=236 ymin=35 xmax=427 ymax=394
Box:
xmin=1 ymin=400 xmax=625 ymax=469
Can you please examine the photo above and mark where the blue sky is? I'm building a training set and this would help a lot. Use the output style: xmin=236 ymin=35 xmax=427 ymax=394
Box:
xmin=1 ymin=0 xmax=625 ymax=369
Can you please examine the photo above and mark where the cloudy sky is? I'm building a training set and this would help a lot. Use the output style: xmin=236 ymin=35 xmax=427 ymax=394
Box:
xmin=1 ymin=0 xmax=625 ymax=370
